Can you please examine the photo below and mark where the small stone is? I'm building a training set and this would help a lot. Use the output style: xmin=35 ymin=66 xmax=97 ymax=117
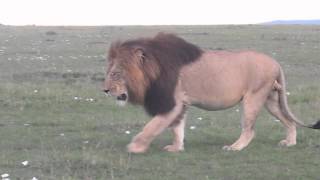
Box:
xmin=22 ymin=161 xmax=29 ymax=166
xmin=190 ymin=126 xmax=196 ymax=130
xmin=1 ymin=173 xmax=9 ymax=178
xmin=85 ymin=98 xmax=95 ymax=102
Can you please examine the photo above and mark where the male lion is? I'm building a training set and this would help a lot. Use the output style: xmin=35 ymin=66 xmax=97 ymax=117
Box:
xmin=104 ymin=33 xmax=320 ymax=153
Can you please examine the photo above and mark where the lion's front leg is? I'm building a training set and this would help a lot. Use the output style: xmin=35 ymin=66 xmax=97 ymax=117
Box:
xmin=127 ymin=103 xmax=185 ymax=153
xmin=163 ymin=112 xmax=186 ymax=152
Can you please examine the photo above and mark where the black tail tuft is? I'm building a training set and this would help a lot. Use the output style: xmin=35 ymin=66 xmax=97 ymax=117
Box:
xmin=309 ymin=120 xmax=320 ymax=129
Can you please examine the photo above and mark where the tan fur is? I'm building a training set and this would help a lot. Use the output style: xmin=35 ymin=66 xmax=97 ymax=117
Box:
xmin=126 ymin=50 xmax=310 ymax=153
xmin=105 ymin=35 xmax=317 ymax=153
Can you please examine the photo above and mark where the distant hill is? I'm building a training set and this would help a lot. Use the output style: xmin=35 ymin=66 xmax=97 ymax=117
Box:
xmin=264 ymin=19 xmax=320 ymax=25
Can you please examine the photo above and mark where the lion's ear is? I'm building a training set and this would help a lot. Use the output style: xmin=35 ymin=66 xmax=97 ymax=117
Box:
xmin=134 ymin=48 xmax=146 ymax=64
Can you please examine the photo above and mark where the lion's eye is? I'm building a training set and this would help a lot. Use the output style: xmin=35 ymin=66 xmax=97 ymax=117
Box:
xmin=110 ymin=72 xmax=121 ymax=79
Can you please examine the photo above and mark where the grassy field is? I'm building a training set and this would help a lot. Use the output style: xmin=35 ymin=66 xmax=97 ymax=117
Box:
xmin=0 ymin=25 xmax=320 ymax=180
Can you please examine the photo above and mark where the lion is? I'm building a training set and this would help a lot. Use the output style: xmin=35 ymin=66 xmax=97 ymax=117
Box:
xmin=104 ymin=33 xmax=320 ymax=153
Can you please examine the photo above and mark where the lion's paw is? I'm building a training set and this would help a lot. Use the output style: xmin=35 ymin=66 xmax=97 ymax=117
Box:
xmin=163 ymin=145 xmax=184 ymax=152
xmin=222 ymin=145 xmax=241 ymax=151
xmin=278 ymin=140 xmax=296 ymax=147
xmin=127 ymin=142 xmax=148 ymax=154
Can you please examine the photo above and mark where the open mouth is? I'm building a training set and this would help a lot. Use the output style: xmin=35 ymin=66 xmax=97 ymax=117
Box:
xmin=116 ymin=93 xmax=128 ymax=101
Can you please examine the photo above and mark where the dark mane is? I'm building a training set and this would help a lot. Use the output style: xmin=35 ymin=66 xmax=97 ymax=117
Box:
xmin=118 ymin=33 xmax=203 ymax=116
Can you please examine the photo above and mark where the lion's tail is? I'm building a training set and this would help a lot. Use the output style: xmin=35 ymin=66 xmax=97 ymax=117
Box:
xmin=277 ymin=67 xmax=320 ymax=129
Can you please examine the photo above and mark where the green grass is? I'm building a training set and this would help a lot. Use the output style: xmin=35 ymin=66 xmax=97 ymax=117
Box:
xmin=0 ymin=25 xmax=320 ymax=180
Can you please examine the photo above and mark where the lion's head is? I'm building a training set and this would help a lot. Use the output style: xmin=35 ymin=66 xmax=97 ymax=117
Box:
xmin=104 ymin=33 xmax=202 ymax=115
xmin=104 ymin=40 xmax=160 ymax=106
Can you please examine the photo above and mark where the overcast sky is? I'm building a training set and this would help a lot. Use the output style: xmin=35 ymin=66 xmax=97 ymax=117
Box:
xmin=0 ymin=0 xmax=319 ymax=25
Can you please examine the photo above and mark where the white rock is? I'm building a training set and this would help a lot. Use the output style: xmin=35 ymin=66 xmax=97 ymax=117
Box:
xmin=190 ymin=126 xmax=196 ymax=130
xmin=197 ymin=117 xmax=203 ymax=120
xmin=286 ymin=92 xmax=290 ymax=96
xmin=22 ymin=160 xmax=29 ymax=166
xmin=31 ymin=177 xmax=38 ymax=180
xmin=85 ymin=98 xmax=95 ymax=102
xmin=125 ymin=130 xmax=131 ymax=134
xmin=1 ymin=173 xmax=9 ymax=178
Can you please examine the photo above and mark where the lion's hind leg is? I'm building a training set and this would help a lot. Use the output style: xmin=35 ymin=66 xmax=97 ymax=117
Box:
xmin=223 ymin=90 xmax=270 ymax=151
xmin=265 ymin=91 xmax=297 ymax=146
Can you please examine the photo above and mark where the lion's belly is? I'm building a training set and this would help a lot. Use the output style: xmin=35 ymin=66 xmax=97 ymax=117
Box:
xmin=180 ymin=71 xmax=247 ymax=110
xmin=179 ymin=52 xmax=249 ymax=110
xmin=183 ymin=84 xmax=244 ymax=111
xmin=192 ymin=103 xmax=238 ymax=111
